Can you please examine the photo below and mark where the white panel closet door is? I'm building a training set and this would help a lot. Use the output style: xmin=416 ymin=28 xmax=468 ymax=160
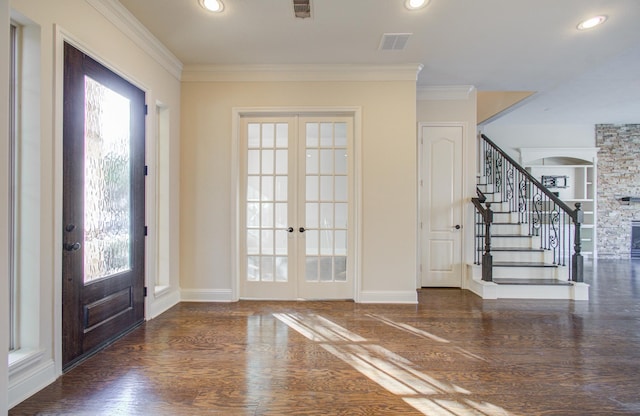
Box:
xmin=421 ymin=125 xmax=463 ymax=287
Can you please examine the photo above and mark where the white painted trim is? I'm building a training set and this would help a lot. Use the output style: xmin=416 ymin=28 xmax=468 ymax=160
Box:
xmin=417 ymin=85 xmax=476 ymax=101
xmin=0 ymin=2 xmax=8 ymax=411
xmin=231 ymin=107 xmax=363 ymax=302
xmin=148 ymin=289 xmax=181 ymax=319
xmin=181 ymin=289 xmax=235 ymax=302
xmin=8 ymin=349 xmax=44 ymax=377
xmin=352 ymin=110 xmax=363 ymax=303
xmin=183 ymin=64 xmax=423 ymax=83
xmin=519 ymin=147 xmax=600 ymax=165
xmin=358 ymin=291 xmax=418 ymax=304
xmin=53 ymin=23 xmax=66 ymax=381
xmin=496 ymin=283 xmax=589 ymax=300
xmin=85 ymin=0 xmax=183 ymax=80
xmin=8 ymin=359 xmax=56 ymax=409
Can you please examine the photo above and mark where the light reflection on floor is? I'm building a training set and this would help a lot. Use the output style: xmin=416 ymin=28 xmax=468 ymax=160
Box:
xmin=274 ymin=313 xmax=512 ymax=416
xmin=367 ymin=313 xmax=490 ymax=362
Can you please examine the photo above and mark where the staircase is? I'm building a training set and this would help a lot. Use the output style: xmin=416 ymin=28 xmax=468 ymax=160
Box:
xmin=467 ymin=135 xmax=589 ymax=300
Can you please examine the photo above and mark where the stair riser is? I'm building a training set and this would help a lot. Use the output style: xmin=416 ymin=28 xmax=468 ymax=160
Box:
xmin=492 ymin=212 xmax=523 ymax=223
xmin=477 ymin=181 xmax=493 ymax=194
xmin=493 ymin=266 xmax=560 ymax=279
xmin=491 ymin=251 xmax=552 ymax=263
xmin=469 ymin=265 xmax=566 ymax=281
xmin=489 ymin=237 xmax=536 ymax=249
xmin=490 ymin=223 xmax=529 ymax=234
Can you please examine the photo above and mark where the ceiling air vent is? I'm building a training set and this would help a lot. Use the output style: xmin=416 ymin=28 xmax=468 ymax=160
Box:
xmin=293 ymin=0 xmax=311 ymax=19
xmin=379 ymin=33 xmax=412 ymax=51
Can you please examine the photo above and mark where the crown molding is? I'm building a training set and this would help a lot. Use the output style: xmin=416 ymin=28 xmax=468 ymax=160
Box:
xmin=86 ymin=0 xmax=183 ymax=80
xmin=182 ymin=64 xmax=424 ymax=83
xmin=417 ymin=85 xmax=476 ymax=100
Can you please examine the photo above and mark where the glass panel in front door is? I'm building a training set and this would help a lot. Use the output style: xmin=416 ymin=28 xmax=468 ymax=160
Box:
xmin=246 ymin=122 xmax=289 ymax=282
xmin=83 ymin=76 xmax=132 ymax=283
xmin=304 ymin=122 xmax=348 ymax=283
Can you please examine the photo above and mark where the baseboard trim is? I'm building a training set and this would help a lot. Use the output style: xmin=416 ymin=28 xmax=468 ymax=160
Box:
xmin=180 ymin=288 xmax=235 ymax=302
xmin=358 ymin=290 xmax=418 ymax=304
xmin=149 ymin=289 xmax=181 ymax=319
xmin=8 ymin=359 xmax=56 ymax=410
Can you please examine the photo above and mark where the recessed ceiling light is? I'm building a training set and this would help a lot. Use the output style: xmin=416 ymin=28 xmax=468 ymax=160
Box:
xmin=577 ymin=15 xmax=607 ymax=30
xmin=405 ymin=0 xmax=429 ymax=11
xmin=200 ymin=0 xmax=224 ymax=13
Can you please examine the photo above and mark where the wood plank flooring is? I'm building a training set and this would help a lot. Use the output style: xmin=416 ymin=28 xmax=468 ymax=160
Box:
xmin=10 ymin=259 xmax=640 ymax=415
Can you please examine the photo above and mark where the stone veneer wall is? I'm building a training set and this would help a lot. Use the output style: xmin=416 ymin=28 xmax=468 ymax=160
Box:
xmin=596 ymin=124 xmax=640 ymax=259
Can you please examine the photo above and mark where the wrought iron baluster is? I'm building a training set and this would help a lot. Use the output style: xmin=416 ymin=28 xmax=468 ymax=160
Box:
xmin=506 ymin=166 xmax=515 ymax=211
xmin=519 ymin=176 xmax=528 ymax=224
xmin=550 ymin=205 xmax=560 ymax=264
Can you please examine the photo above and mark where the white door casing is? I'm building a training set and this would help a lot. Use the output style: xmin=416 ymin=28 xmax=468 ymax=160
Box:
xmin=420 ymin=124 xmax=464 ymax=287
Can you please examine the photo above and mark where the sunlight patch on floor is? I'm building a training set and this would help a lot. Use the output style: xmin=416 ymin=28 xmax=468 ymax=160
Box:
xmin=367 ymin=313 xmax=490 ymax=362
xmin=273 ymin=313 xmax=512 ymax=416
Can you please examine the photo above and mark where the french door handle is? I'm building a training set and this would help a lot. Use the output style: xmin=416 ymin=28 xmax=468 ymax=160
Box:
xmin=287 ymin=227 xmax=294 ymax=233
xmin=64 ymin=242 xmax=81 ymax=252
xmin=299 ymin=227 xmax=306 ymax=233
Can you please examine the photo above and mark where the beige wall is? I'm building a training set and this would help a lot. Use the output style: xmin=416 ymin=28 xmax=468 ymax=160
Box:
xmin=7 ymin=0 xmax=181 ymax=407
xmin=181 ymin=80 xmax=418 ymax=301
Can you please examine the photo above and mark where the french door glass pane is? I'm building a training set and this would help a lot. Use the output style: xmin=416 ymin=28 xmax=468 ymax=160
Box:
xmin=246 ymin=122 xmax=289 ymax=282
xmin=83 ymin=76 xmax=131 ymax=282
xmin=304 ymin=122 xmax=348 ymax=282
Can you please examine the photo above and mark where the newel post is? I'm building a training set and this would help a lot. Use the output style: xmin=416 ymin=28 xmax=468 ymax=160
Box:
xmin=572 ymin=203 xmax=584 ymax=283
xmin=482 ymin=203 xmax=494 ymax=282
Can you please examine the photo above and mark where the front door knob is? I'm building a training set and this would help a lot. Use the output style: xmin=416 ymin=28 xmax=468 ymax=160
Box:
xmin=299 ymin=227 xmax=306 ymax=233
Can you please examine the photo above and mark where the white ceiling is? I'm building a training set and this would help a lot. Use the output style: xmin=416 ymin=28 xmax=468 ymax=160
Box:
xmin=117 ymin=0 xmax=640 ymax=124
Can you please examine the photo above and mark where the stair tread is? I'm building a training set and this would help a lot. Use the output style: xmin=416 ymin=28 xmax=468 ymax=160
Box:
xmin=493 ymin=278 xmax=572 ymax=286
xmin=494 ymin=261 xmax=558 ymax=268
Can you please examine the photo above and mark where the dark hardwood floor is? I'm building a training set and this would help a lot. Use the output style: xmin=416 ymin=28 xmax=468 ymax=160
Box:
xmin=10 ymin=259 xmax=640 ymax=415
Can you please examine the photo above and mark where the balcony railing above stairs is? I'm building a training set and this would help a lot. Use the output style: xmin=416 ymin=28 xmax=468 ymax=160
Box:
xmin=472 ymin=134 xmax=584 ymax=283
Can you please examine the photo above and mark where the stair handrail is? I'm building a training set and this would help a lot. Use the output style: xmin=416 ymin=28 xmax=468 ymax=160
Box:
xmin=481 ymin=134 xmax=577 ymax=221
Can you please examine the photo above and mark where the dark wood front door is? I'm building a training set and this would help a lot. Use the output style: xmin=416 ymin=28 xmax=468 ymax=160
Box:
xmin=62 ymin=43 xmax=146 ymax=370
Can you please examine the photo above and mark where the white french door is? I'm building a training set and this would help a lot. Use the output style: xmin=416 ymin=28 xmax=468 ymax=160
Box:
xmin=240 ymin=115 xmax=354 ymax=300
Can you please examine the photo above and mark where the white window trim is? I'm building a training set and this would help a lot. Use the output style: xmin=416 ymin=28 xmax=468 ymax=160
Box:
xmin=8 ymin=9 xmax=44 ymax=376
